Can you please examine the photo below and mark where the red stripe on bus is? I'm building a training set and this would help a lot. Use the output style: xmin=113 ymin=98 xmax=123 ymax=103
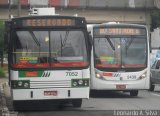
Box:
xmin=96 ymin=64 xmax=121 ymax=68
xmin=12 ymin=62 xmax=89 ymax=68
xmin=12 ymin=63 xmax=49 ymax=68
xmin=51 ymin=62 xmax=89 ymax=67
xmin=123 ymin=64 xmax=146 ymax=68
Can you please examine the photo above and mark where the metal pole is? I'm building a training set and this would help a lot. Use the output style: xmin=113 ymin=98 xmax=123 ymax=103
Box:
xmin=17 ymin=0 xmax=21 ymax=17
xmin=8 ymin=0 xmax=11 ymax=19
xmin=0 ymin=51 xmax=3 ymax=67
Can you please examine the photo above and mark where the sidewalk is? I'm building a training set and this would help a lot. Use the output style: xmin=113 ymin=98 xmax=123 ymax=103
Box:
xmin=0 ymin=76 xmax=8 ymax=93
xmin=0 ymin=69 xmax=9 ymax=90
xmin=0 ymin=77 xmax=8 ymax=86
xmin=0 ymin=77 xmax=18 ymax=116
xmin=0 ymin=77 xmax=9 ymax=116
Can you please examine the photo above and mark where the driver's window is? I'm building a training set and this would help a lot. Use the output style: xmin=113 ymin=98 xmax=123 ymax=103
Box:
xmin=156 ymin=60 xmax=160 ymax=69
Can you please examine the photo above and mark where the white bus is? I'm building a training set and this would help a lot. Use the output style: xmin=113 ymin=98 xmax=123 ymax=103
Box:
xmin=88 ymin=23 xmax=150 ymax=96
xmin=5 ymin=16 xmax=91 ymax=110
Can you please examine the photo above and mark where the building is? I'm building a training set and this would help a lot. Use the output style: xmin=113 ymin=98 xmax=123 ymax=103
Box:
xmin=0 ymin=0 xmax=160 ymax=28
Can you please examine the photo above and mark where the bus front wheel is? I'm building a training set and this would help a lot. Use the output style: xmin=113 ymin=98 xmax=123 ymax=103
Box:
xmin=130 ymin=90 xmax=138 ymax=96
xmin=149 ymin=84 xmax=155 ymax=91
xmin=13 ymin=101 xmax=24 ymax=111
xmin=72 ymin=99 xmax=82 ymax=107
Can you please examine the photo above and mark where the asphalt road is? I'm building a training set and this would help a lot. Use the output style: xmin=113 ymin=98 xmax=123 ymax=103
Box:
xmin=3 ymin=85 xmax=160 ymax=116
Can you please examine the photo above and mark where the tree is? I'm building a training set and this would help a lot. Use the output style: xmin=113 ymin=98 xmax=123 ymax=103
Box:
xmin=0 ymin=20 xmax=5 ymax=67
xmin=151 ymin=10 xmax=160 ymax=31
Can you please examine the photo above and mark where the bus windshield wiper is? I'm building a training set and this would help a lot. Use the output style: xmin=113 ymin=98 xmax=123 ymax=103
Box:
xmin=59 ymin=31 xmax=69 ymax=56
xmin=29 ymin=31 xmax=41 ymax=60
xmin=105 ymin=35 xmax=115 ymax=51
xmin=29 ymin=31 xmax=40 ymax=47
xmin=54 ymin=31 xmax=70 ymax=57
xmin=126 ymin=36 xmax=134 ymax=51
xmin=62 ymin=30 xmax=69 ymax=48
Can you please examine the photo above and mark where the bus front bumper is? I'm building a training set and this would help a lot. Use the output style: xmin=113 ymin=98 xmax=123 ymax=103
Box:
xmin=91 ymin=77 xmax=149 ymax=90
xmin=12 ymin=88 xmax=89 ymax=100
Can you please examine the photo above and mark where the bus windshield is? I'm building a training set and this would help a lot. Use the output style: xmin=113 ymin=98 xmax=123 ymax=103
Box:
xmin=12 ymin=30 xmax=88 ymax=68
xmin=94 ymin=36 xmax=147 ymax=68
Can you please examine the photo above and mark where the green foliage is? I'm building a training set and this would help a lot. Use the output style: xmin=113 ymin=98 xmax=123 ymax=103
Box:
xmin=151 ymin=10 xmax=160 ymax=31
xmin=0 ymin=68 xmax=5 ymax=77
xmin=0 ymin=20 xmax=5 ymax=52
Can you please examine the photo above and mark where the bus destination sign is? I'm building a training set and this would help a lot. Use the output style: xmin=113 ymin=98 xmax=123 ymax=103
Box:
xmin=95 ymin=28 xmax=145 ymax=36
xmin=22 ymin=19 xmax=75 ymax=27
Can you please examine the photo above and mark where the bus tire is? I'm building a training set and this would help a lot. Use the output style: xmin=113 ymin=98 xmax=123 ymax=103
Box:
xmin=13 ymin=101 xmax=31 ymax=111
xmin=13 ymin=101 xmax=23 ymax=111
xmin=130 ymin=90 xmax=138 ymax=96
xmin=149 ymin=84 xmax=155 ymax=91
xmin=72 ymin=99 xmax=82 ymax=107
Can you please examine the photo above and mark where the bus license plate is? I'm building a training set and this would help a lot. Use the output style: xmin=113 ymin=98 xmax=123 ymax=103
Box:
xmin=44 ymin=91 xmax=57 ymax=96
xmin=116 ymin=85 xmax=126 ymax=90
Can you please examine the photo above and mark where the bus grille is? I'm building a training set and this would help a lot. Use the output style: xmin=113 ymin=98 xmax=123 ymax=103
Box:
xmin=30 ymin=80 xmax=71 ymax=88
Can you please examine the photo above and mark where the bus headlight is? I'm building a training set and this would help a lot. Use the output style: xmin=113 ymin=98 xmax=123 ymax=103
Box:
xmin=95 ymin=72 xmax=105 ymax=80
xmin=18 ymin=81 xmax=23 ymax=87
xmin=96 ymin=73 xmax=101 ymax=78
xmin=72 ymin=79 xmax=89 ymax=87
xmin=139 ymin=72 xmax=147 ymax=80
xmin=11 ymin=80 xmax=30 ymax=89
xmin=24 ymin=82 xmax=29 ymax=88
xmin=73 ymin=82 xmax=78 ymax=87
xmin=95 ymin=72 xmax=108 ymax=81
xmin=78 ymin=80 xmax=83 ymax=85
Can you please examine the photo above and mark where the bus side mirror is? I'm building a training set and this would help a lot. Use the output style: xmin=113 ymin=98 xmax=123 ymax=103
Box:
xmin=88 ymin=34 xmax=93 ymax=57
xmin=89 ymin=34 xmax=93 ymax=46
